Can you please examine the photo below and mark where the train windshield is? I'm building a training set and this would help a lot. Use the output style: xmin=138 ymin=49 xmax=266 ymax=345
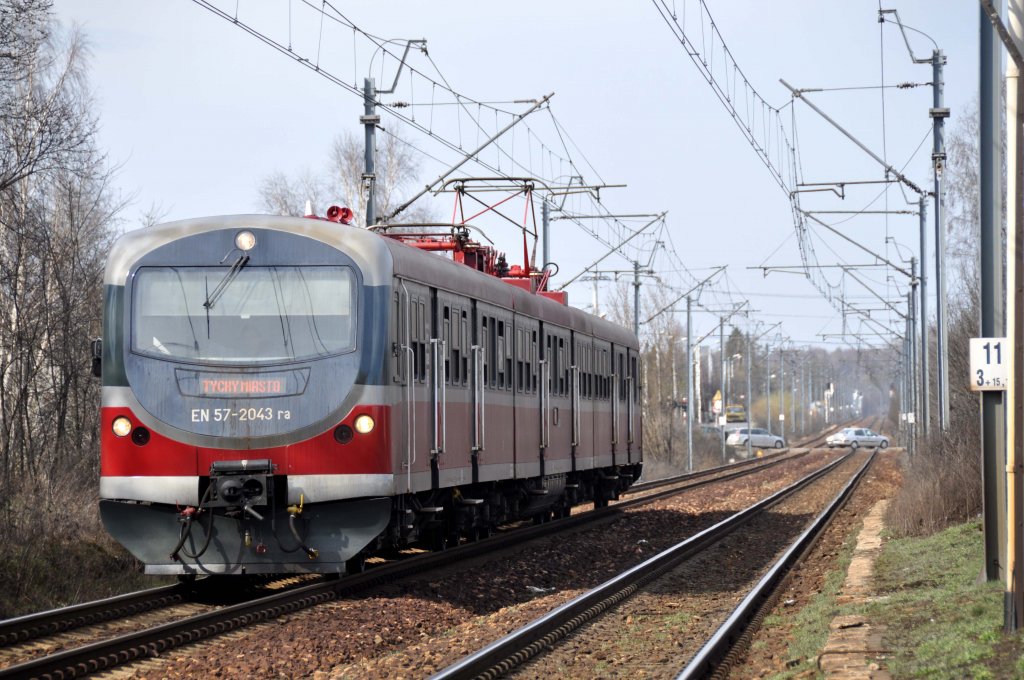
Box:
xmin=131 ymin=265 xmax=356 ymax=363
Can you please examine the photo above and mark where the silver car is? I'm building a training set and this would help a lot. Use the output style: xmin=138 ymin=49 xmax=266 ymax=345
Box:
xmin=826 ymin=427 xmax=889 ymax=449
xmin=726 ymin=427 xmax=785 ymax=449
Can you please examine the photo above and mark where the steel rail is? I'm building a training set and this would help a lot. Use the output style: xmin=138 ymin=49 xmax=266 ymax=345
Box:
xmin=0 ymin=447 xmax=799 ymax=664
xmin=678 ymin=451 xmax=875 ymax=679
xmin=0 ymin=451 xmax=817 ymax=679
xmin=0 ymin=584 xmax=186 ymax=648
xmin=428 ymin=452 xmax=855 ymax=680
xmin=628 ymin=447 xmax=795 ymax=494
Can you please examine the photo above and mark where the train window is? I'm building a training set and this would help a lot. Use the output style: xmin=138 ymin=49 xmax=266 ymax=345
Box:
xmin=461 ymin=310 xmax=469 ymax=386
xmin=497 ymin=320 xmax=506 ymax=389
xmin=558 ymin=337 xmax=567 ymax=396
xmin=503 ymin=320 xmax=512 ymax=391
xmin=443 ymin=306 xmax=452 ymax=385
xmin=392 ymin=291 xmax=403 ymax=383
xmin=132 ymin=265 xmax=355 ymax=364
xmin=481 ymin=316 xmax=488 ymax=385
xmin=516 ymin=328 xmax=524 ymax=393
xmin=631 ymin=356 xmax=639 ymax=401
xmin=491 ymin=315 xmax=499 ymax=387
xmin=532 ymin=331 xmax=539 ymax=393
xmin=614 ymin=352 xmax=622 ymax=401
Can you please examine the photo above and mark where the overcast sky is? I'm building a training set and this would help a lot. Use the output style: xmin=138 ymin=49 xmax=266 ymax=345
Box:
xmin=53 ymin=0 xmax=982 ymax=353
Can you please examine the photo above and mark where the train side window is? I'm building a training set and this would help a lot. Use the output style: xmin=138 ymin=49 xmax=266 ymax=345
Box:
xmin=589 ymin=345 xmax=594 ymax=399
xmin=618 ymin=354 xmax=625 ymax=401
xmin=488 ymin=316 xmax=497 ymax=388
xmin=443 ymin=305 xmax=452 ymax=385
xmin=603 ymin=349 xmax=610 ymax=400
xmin=530 ymin=329 xmax=538 ymax=393
xmin=481 ymin=316 xmax=490 ymax=386
xmin=516 ymin=327 xmax=524 ymax=393
xmin=461 ymin=310 xmax=469 ymax=386
xmin=496 ymin=319 xmax=506 ymax=389
xmin=392 ymin=291 xmax=403 ymax=383
xmin=558 ymin=337 xmax=567 ymax=396
xmin=418 ymin=301 xmax=427 ymax=383
xmin=503 ymin=320 xmax=512 ymax=391
xmin=581 ymin=342 xmax=589 ymax=401
xmin=631 ymin=356 xmax=639 ymax=401
xmin=545 ymin=335 xmax=553 ymax=392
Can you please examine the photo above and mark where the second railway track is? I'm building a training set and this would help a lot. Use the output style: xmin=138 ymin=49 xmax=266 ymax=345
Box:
xmin=431 ymin=450 xmax=874 ymax=679
xmin=0 ymin=448 xmax=845 ymax=680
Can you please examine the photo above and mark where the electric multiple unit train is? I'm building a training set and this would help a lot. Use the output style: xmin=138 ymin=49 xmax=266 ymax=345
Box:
xmin=97 ymin=213 xmax=642 ymax=576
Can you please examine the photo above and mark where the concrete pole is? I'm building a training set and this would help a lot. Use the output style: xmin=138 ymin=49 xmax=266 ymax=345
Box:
xmin=790 ymin=353 xmax=796 ymax=436
xmin=633 ymin=261 xmax=641 ymax=337
xmin=696 ymin=345 xmax=703 ymax=425
xmin=981 ymin=4 xmax=1007 ymax=585
xmin=542 ymin=200 xmax=550 ymax=278
xmin=671 ymin=341 xmax=678 ymax=403
xmin=780 ymin=349 xmax=786 ymax=440
xmin=800 ymin=362 xmax=806 ymax=435
xmin=1006 ymin=0 xmax=1024 ymax=631
xmin=932 ymin=50 xmax=951 ymax=430
xmin=746 ymin=333 xmax=753 ymax=460
xmin=910 ymin=257 xmax=919 ymax=458
xmin=686 ymin=296 xmax=694 ymax=471
xmin=720 ymin=318 xmax=726 ymax=462
xmin=362 ymin=78 xmax=378 ymax=226
xmin=918 ymin=196 xmax=930 ymax=436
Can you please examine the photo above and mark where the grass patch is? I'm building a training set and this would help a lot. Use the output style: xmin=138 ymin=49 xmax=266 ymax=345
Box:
xmin=753 ymin=519 xmax=1024 ymax=679
xmin=860 ymin=520 xmax=1010 ymax=678
xmin=757 ymin=524 xmax=861 ymax=678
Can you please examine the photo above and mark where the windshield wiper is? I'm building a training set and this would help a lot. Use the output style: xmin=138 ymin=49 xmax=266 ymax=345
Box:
xmin=203 ymin=254 xmax=249 ymax=310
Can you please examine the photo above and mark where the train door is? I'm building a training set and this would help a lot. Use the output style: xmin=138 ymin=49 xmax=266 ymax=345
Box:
xmin=572 ymin=334 xmax=595 ymax=472
xmin=474 ymin=302 xmax=515 ymax=482
xmin=435 ymin=290 xmax=473 ymax=487
xmin=393 ymin=279 xmax=433 ymax=493
xmin=627 ymin=348 xmax=642 ymax=464
xmin=513 ymin=314 xmax=541 ymax=478
xmin=613 ymin=344 xmax=629 ymax=465
xmin=592 ymin=339 xmax=613 ymax=468
xmin=543 ymin=325 xmax=573 ymax=475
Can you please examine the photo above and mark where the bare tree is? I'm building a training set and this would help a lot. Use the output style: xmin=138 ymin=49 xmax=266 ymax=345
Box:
xmin=258 ymin=128 xmax=434 ymax=224
xmin=0 ymin=1 xmax=119 ymax=530
xmin=0 ymin=1 xmax=98 ymax=193
xmin=258 ymin=168 xmax=326 ymax=218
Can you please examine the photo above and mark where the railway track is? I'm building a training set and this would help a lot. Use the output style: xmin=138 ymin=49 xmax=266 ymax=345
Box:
xmin=0 ymin=451 xmax=820 ymax=680
xmin=427 ymin=449 xmax=873 ymax=679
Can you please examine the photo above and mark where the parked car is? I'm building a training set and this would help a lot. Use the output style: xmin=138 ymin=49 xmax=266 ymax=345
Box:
xmin=726 ymin=427 xmax=785 ymax=449
xmin=725 ymin=404 xmax=746 ymax=422
xmin=825 ymin=427 xmax=889 ymax=449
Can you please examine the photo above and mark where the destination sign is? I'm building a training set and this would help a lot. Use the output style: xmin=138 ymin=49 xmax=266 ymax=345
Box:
xmin=175 ymin=368 xmax=310 ymax=398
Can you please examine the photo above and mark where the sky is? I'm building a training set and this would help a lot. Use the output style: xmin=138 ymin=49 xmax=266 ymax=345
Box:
xmin=52 ymin=0 xmax=984 ymax=353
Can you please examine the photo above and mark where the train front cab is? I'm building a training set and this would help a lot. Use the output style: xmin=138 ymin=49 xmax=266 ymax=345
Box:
xmin=98 ymin=217 xmax=397 ymax=575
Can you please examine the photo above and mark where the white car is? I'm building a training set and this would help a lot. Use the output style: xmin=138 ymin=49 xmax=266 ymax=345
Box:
xmin=826 ymin=427 xmax=889 ymax=449
xmin=726 ymin=427 xmax=785 ymax=449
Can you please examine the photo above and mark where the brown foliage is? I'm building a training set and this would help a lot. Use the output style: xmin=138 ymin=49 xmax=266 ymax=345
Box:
xmin=886 ymin=101 xmax=988 ymax=538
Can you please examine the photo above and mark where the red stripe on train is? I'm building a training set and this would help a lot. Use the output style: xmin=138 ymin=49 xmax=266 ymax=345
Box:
xmin=100 ymin=405 xmax=392 ymax=476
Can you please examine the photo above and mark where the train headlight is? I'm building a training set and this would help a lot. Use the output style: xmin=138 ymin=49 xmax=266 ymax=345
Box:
xmin=235 ymin=230 xmax=256 ymax=251
xmin=354 ymin=414 xmax=375 ymax=434
xmin=112 ymin=416 xmax=132 ymax=437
